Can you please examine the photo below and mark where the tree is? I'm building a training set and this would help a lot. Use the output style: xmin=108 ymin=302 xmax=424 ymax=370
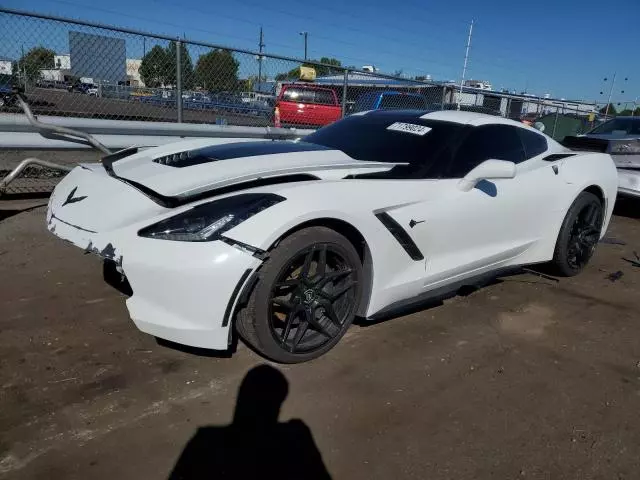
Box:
xmin=315 ymin=57 xmax=341 ymax=76
xmin=599 ymin=103 xmax=617 ymax=116
xmin=274 ymin=57 xmax=342 ymax=81
xmin=194 ymin=49 xmax=239 ymax=92
xmin=166 ymin=42 xmax=195 ymax=89
xmin=635 ymin=107 xmax=640 ymax=116
xmin=619 ymin=109 xmax=633 ymax=116
xmin=16 ymin=46 xmax=55 ymax=82
xmin=139 ymin=45 xmax=170 ymax=88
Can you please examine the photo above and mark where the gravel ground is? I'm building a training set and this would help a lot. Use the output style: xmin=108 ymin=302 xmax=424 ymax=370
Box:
xmin=1 ymin=200 xmax=640 ymax=480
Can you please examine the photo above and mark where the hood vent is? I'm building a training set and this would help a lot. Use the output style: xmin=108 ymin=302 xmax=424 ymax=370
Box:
xmin=153 ymin=141 xmax=331 ymax=168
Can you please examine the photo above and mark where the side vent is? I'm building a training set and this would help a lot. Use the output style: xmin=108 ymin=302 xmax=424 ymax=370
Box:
xmin=375 ymin=212 xmax=424 ymax=261
xmin=543 ymin=153 xmax=576 ymax=162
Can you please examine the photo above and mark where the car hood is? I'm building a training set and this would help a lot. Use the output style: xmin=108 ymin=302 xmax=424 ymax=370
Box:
xmin=109 ymin=139 xmax=399 ymax=198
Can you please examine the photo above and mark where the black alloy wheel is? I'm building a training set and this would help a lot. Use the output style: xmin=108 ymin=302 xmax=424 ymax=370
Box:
xmin=550 ymin=191 xmax=603 ymax=276
xmin=268 ymin=244 xmax=357 ymax=354
xmin=235 ymin=226 xmax=363 ymax=363
xmin=566 ymin=201 xmax=603 ymax=271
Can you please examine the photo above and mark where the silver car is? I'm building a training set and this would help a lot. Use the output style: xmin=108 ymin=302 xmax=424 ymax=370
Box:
xmin=582 ymin=117 xmax=640 ymax=199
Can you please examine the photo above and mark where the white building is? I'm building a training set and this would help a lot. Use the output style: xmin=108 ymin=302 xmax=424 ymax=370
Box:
xmin=126 ymin=58 xmax=144 ymax=86
xmin=0 ymin=60 xmax=12 ymax=75
xmin=54 ymin=54 xmax=71 ymax=69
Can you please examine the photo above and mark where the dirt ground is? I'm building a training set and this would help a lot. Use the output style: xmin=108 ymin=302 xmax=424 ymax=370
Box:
xmin=1 ymin=200 xmax=640 ymax=480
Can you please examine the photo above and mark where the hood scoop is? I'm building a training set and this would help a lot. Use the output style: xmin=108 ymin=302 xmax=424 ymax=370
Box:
xmin=153 ymin=141 xmax=331 ymax=168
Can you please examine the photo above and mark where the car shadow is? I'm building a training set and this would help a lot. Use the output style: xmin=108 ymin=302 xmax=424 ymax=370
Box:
xmin=614 ymin=197 xmax=640 ymax=219
xmin=0 ymin=201 xmax=48 ymax=222
xmin=354 ymin=268 xmax=558 ymax=327
xmin=155 ymin=337 xmax=238 ymax=359
xmin=168 ymin=364 xmax=332 ymax=480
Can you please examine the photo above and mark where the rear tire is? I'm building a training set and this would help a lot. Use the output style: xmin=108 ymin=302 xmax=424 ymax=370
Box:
xmin=236 ymin=227 xmax=363 ymax=363
xmin=549 ymin=191 xmax=603 ymax=277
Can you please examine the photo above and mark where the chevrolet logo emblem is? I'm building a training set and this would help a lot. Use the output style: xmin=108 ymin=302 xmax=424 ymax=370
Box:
xmin=62 ymin=186 xmax=87 ymax=206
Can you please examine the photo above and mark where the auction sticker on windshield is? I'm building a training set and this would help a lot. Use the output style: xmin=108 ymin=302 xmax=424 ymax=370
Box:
xmin=386 ymin=122 xmax=432 ymax=136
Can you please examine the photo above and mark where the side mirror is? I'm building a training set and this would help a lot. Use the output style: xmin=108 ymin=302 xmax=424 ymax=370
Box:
xmin=457 ymin=159 xmax=516 ymax=192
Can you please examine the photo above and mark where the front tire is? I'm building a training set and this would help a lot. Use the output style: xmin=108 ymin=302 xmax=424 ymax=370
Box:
xmin=550 ymin=191 xmax=603 ymax=276
xmin=236 ymin=227 xmax=363 ymax=363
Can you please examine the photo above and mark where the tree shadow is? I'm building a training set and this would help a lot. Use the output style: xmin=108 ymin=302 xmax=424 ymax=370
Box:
xmin=168 ymin=364 xmax=332 ymax=480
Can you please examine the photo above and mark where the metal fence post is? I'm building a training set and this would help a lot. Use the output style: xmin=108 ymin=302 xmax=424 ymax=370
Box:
xmin=176 ymin=38 xmax=183 ymax=123
xmin=552 ymin=107 xmax=559 ymax=139
xmin=341 ymin=69 xmax=348 ymax=118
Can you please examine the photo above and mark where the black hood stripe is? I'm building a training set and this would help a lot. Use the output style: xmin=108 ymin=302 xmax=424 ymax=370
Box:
xmin=153 ymin=141 xmax=332 ymax=168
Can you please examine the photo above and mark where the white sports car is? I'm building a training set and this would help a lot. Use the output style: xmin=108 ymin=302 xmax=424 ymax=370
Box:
xmin=47 ymin=110 xmax=618 ymax=363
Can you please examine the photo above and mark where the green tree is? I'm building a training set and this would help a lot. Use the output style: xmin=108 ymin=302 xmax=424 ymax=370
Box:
xmin=16 ymin=46 xmax=55 ymax=82
xmin=274 ymin=57 xmax=342 ymax=80
xmin=599 ymin=103 xmax=617 ymax=116
xmin=315 ymin=57 xmax=342 ymax=76
xmin=194 ymin=49 xmax=239 ymax=91
xmin=635 ymin=106 xmax=640 ymax=116
xmin=166 ymin=42 xmax=195 ymax=89
xmin=619 ymin=109 xmax=633 ymax=116
xmin=139 ymin=45 xmax=170 ymax=88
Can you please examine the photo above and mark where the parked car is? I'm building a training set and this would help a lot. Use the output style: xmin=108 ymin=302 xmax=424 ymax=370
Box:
xmin=67 ymin=82 xmax=98 ymax=94
xmin=47 ymin=110 xmax=617 ymax=363
xmin=566 ymin=117 xmax=640 ymax=199
xmin=352 ymin=91 xmax=428 ymax=113
xmin=37 ymin=79 xmax=69 ymax=89
xmin=0 ymin=83 xmax=14 ymax=108
xmin=274 ymin=83 xmax=342 ymax=127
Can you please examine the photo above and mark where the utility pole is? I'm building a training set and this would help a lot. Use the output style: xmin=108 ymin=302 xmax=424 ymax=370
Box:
xmin=257 ymin=26 xmax=265 ymax=83
xmin=604 ymin=72 xmax=616 ymax=118
xmin=21 ymin=44 xmax=27 ymax=90
xmin=457 ymin=20 xmax=473 ymax=111
xmin=299 ymin=31 xmax=308 ymax=60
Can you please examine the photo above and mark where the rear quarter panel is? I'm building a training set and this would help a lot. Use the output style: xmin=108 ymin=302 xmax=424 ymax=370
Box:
xmin=559 ymin=152 xmax=619 ymax=235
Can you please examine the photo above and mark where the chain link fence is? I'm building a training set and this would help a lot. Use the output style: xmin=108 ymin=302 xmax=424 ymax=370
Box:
xmin=0 ymin=7 xmax=612 ymax=196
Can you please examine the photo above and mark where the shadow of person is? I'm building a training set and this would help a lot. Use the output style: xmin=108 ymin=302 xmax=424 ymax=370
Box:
xmin=168 ymin=364 xmax=332 ymax=480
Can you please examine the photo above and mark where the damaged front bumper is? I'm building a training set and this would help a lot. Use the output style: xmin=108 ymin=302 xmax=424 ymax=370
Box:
xmin=46 ymin=169 xmax=263 ymax=350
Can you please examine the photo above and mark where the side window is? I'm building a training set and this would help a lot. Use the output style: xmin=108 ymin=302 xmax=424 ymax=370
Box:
xmin=283 ymin=88 xmax=313 ymax=103
xmin=314 ymin=90 xmax=336 ymax=105
xmin=449 ymin=125 xmax=525 ymax=177
xmin=518 ymin=128 xmax=548 ymax=159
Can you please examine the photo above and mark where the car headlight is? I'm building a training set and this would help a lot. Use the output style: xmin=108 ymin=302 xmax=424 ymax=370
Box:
xmin=138 ymin=193 xmax=284 ymax=242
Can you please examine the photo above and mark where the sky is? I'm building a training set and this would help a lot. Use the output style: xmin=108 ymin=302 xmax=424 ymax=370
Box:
xmin=1 ymin=0 xmax=639 ymax=104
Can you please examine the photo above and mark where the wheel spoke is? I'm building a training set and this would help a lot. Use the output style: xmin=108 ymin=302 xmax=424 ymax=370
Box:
xmin=316 ymin=245 xmax=327 ymax=277
xmin=316 ymin=268 xmax=353 ymax=289
xmin=275 ymin=278 xmax=300 ymax=289
xmin=272 ymin=297 xmax=294 ymax=310
xmin=280 ymin=306 xmax=301 ymax=345
xmin=585 ymin=204 xmax=600 ymax=228
xmin=319 ymin=301 xmax=342 ymax=327
xmin=329 ymin=280 xmax=357 ymax=301
xmin=291 ymin=318 xmax=310 ymax=353
xmin=306 ymin=310 xmax=333 ymax=338
xmin=300 ymin=248 xmax=314 ymax=279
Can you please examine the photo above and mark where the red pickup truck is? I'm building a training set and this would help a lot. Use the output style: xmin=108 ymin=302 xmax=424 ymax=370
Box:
xmin=274 ymin=84 xmax=342 ymax=128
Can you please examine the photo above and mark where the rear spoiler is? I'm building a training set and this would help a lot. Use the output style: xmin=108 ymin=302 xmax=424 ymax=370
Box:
xmin=561 ymin=136 xmax=609 ymax=153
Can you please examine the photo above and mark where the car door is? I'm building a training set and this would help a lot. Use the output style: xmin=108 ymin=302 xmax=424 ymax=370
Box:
xmin=395 ymin=124 xmax=562 ymax=289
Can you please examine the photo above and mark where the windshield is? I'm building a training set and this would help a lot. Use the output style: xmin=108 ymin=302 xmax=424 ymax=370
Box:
xmin=588 ymin=118 xmax=640 ymax=135
xmin=304 ymin=113 xmax=466 ymax=176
